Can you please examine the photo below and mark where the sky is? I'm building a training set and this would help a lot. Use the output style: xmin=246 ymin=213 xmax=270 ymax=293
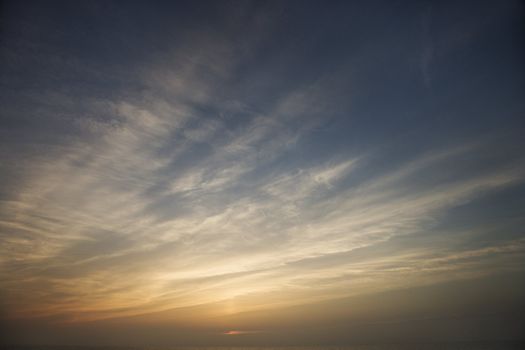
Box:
xmin=0 ymin=0 xmax=525 ymax=346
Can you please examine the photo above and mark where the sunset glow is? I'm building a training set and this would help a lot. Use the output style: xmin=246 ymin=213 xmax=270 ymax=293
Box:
xmin=224 ymin=331 xmax=263 ymax=336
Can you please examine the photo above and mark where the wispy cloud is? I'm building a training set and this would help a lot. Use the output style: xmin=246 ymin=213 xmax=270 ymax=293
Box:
xmin=1 ymin=0 xmax=524 ymax=330
xmin=2 ymin=99 xmax=523 ymax=322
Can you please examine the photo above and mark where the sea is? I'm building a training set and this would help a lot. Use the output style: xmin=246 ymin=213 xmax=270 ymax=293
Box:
xmin=3 ymin=344 xmax=525 ymax=350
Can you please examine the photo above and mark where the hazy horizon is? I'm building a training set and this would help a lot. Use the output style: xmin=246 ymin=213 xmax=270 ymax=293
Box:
xmin=1 ymin=0 xmax=524 ymax=347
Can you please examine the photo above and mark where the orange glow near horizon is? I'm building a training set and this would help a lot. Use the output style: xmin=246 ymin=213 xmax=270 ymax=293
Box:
xmin=224 ymin=330 xmax=262 ymax=335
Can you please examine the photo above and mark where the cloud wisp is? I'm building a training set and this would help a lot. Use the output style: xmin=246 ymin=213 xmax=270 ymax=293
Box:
xmin=0 ymin=2 xmax=524 ymax=338
xmin=1 ymin=74 xmax=523 ymax=322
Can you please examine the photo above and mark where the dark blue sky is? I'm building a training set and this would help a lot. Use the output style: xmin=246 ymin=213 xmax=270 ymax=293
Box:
xmin=1 ymin=0 xmax=524 ymax=346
